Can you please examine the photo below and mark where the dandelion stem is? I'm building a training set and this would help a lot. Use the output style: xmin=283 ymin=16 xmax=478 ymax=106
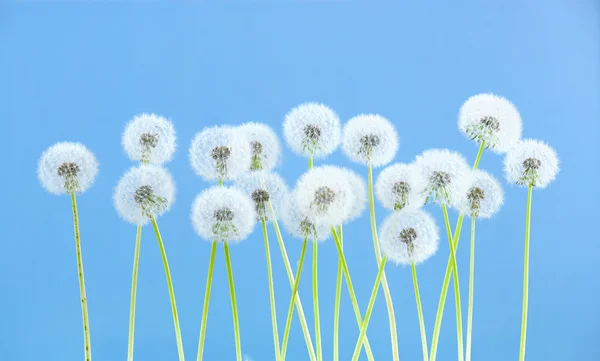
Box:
xmin=367 ymin=165 xmax=399 ymax=361
xmin=412 ymin=263 xmax=429 ymax=361
xmin=71 ymin=192 xmax=92 ymax=361
xmin=280 ymin=238 xmax=308 ymax=360
xmin=224 ymin=243 xmax=242 ymax=361
xmin=261 ymin=219 xmax=280 ymax=361
xmin=313 ymin=241 xmax=323 ymax=361
xmin=466 ymin=218 xmax=476 ymax=361
xmin=151 ymin=217 xmax=185 ymax=361
xmin=333 ymin=225 xmax=343 ymax=361
xmin=196 ymin=242 xmax=217 ymax=361
xmin=350 ymin=256 xmax=387 ymax=361
xmin=308 ymin=156 xmax=313 ymax=169
xmin=127 ymin=225 xmax=142 ymax=361
xmin=518 ymin=184 xmax=533 ymax=361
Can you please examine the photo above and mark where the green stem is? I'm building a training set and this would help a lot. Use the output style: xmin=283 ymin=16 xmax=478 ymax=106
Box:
xmin=261 ymin=220 xmax=280 ymax=361
xmin=71 ymin=192 xmax=92 ymax=361
xmin=313 ymin=241 xmax=323 ymax=361
xmin=151 ymin=217 xmax=185 ymax=361
xmin=224 ymin=243 xmax=242 ymax=361
xmin=466 ymin=218 xmax=476 ymax=361
xmin=127 ymin=225 xmax=142 ymax=361
xmin=333 ymin=225 xmax=343 ymax=361
xmin=351 ymin=256 xmax=387 ymax=361
xmin=518 ymin=184 xmax=533 ymax=361
xmin=367 ymin=165 xmax=400 ymax=361
xmin=331 ymin=227 xmax=376 ymax=361
xmin=280 ymin=239 xmax=309 ymax=360
xmin=219 ymin=178 xmax=223 ymax=187
xmin=308 ymin=156 xmax=313 ymax=169
xmin=196 ymin=242 xmax=217 ymax=361
xmin=412 ymin=263 xmax=429 ymax=361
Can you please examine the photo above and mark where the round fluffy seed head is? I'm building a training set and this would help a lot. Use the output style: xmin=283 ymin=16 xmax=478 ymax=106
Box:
xmin=191 ymin=186 xmax=256 ymax=243
xmin=342 ymin=114 xmax=399 ymax=167
xmin=239 ymin=122 xmax=282 ymax=172
xmin=375 ymin=163 xmax=425 ymax=211
xmin=38 ymin=142 xmax=99 ymax=195
xmin=458 ymin=93 xmax=522 ymax=153
xmin=235 ymin=171 xmax=289 ymax=222
xmin=122 ymin=113 xmax=177 ymax=164
xmin=379 ymin=209 xmax=439 ymax=265
xmin=283 ymin=103 xmax=342 ymax=158
xmin=295 ymin=166 xmax=353 ymax=226
xmin=189 ymin=126 xmax=252 ymax=182
xmin=456 ymin=170 xmax=504 ymax=219
xmin=341 ymin=168 xmax=367 ymax=222
xmin=114 ymin=165 xmax=176 ymax=225
xmin=281 ymin=191 xmax=331 ymax=242
xmin=504 ymin=139 xmax=559 ymax=188
xmin=414 ymin=149 xmax=472 ymax=206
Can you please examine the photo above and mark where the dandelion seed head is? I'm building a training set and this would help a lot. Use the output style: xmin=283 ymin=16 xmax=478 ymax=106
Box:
xmin=414 ymin=149 xmax=472 ymax=206
xmin=38 ymin=142 xmax=99 ymax=195
xmin=375 ymin=163 xmax=425 ymax=211
xmin=283 ymin=103 xmax=342 ymax=158
xmin=342 ymin=114 xmax=399 ymax=167
xmin=504 ymin=139 xmax=559 ymax=188
xmin=281 ymin=191 xmax=331 ymax=242
xmin=239 ymin=122 xmax=281 ymax=172
xmin=341 ymin=169 xmax=367 ymax=222
xmin=122 ymin=113 xmax=177 ymax=164
xmin=235 ymin=171 xmax=289 ymax=222
xmin=455 ymin=170 xmax=504 ymax=219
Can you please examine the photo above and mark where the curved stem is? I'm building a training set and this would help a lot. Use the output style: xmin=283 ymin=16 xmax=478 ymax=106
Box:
xmin=151 ymin=217 xmax=185 ymax=361
xmin=127 ymin=225 xmax=142 ymax=361
xmin=412 ymin=263 xmax=429 ymax=361
xmin=280 ymin=239 xmax=309 ymax=360
xmin=368 ymin=165 xmax=399 ymax=361
xmin=261 ymin=220 xmax=280 ymax=360
xmin=333 ymin=225 xmax=343 ymax=361
xmin=466 ymin=218 xmax=476 ymax=361
xmin=313 ymin=241 xmax=323 ymax=361
xmin=351 ymin=256 xmax=387 ymax=361
xmin=518 ymin=184 xmax=533 ymax=361
xmin=223 ymin=243 xmax=242 ymax=361
xmin=71 ymin=192 xmax=92 ymax=361
xmin=196 ymin=242 xmax=217 ymax=361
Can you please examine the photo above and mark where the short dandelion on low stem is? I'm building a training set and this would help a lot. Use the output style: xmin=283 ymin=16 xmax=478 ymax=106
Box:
xmin=224 ymin=242 xmax=243 ymax=361
xmin=261 ymin=219 xmax=280 ymax=361
xmin=518 ymin=183 xmax=533 ymax=361
xmin=412 ymin=263 xmax=429 ymax=361
xmin=332 ymin=225 xmax=343 ymax=361
xmin=466 ymin=217 xmax=476 ymax=361
xmin=196 ymin=242 xmax=217 ymax=361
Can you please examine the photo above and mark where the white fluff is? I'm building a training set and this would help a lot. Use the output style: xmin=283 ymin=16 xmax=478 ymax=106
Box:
xmin=456 ymin=170 xmax=504 ymax=219
xmin=413 ymin=149 xmax=473 ymax=206
xmin=238 ymin=122 xmax=281 ymax=172
xmin=504 ymin=139 xmax=560 ymax=188
xmin=189 ymin=126 xmax=251 ymax=182
xmin=294 ymin=166 xmax=353 ymax=227
xmin=458 ymin=93 xmax=522 ymax=153
xmin=283 ymin=102 xmax=342 ymax=158
xmin=281 ymin=190 xmax=331 ymax=242
xmin=235 ymin=171 xmax=289 ymax=222
xmin=113 ymin=164 xmax=176 ymax=225
xmin=342 ymin=114 xmax=399 ymax=167
xmin=375 ymin=163 xmax=425 ymax=211
xmin=341 ymin=168 xmax=367 ymax=222
xmin=38 ymin=142 xmax=99 ymax=195
xmin=379 ymin=209 xmax=439 ymax=266
xmin=191 ymin=186 xmax=256 ymax=243
xmin=122 ymin=113 xmax=177 ymax=164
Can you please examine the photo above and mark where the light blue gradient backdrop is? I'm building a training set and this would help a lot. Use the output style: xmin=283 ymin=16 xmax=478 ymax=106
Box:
xmin=1 ymin=1 xmax=598 ymax=361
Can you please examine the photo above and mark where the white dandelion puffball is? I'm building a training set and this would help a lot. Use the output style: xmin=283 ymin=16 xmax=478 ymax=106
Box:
xmin=375 ymin=163 xmax=425 ymax=211
xmin=283 ymin=102 xmax=342 ymax=158
xmin=189 ymin=126 xmax=251 ymax=182
xmin=294 ymin=166 xmax=353 ymax=227
xmin=457 ymin=170 xmax=504 ymax=219
xmin=341 ymin=168 xmax=367 ymax=222
xmin=342 ymin=114 xmax=399 ymax=167
xmin=38 ymin=142 xmax=99 ymax=195
xmin=114 ymin=164 xmax=176 ymax=225
xmin=379 ymin=209 xmax=439 ymax=265
xmin=239 ymin=122 xmax=281 ymax=172
xmin=281 ymin=191 xmax=331 ymax=242
xmin=191 ymin=186 xmax=256 ymax=243
xmin=504 ymin=139 xmax=560 ymax=188
xmin=122 ymin=113 xmax=177 ymax=164
xmin=235 ymin=171 xmax=289 ymax=222
xmin=458 ymin=93 xmax=522 ymax=153
xmin=414 ymin=149 xmax=473 ymax=206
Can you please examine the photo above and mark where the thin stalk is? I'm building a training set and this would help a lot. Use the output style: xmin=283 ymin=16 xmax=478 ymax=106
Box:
xmin=367 ymin=165 xmax=400 ymax=361
xmin=518 ymin=184 xmax=533 ymax=361
xmin=151 ymin=217 xmax=185 ymax=361
xmin=196 ymin=242 xmax=217 ymax=361
xmin=261 ymin=219 xmax=280 ymax=361
xmin=333 ymin=225 xmax=343 ymax=361
xmin=71 ymin=192 xmax=92 ymax=361
xmin=127 ymin=225 xmax=142 ymax=361
xmin=466 ymin=218 xmax=476 ymax=361
xmin=308 ymin=156 xmax=313 ymax=169
xmin=280 ymin=239 xmax=309 ymax=360
xmin=223 ymin=243 xmax=242 ymax=361
xmin=412 ymin=263 xmax=428 ymax=361
xmin=350 ymin=256 xmax=387 ymax=361
xmin=313 ymin=241 xmax=323 ymax=361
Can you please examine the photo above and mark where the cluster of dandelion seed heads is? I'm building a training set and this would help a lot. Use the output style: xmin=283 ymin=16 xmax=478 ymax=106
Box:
xmin=342 ymin=114 xmax=399 ymax=167
xmin=191 ymin=186 xmax=256 ymax=243
xmin=341 ymin=169 xmax=367 ymax=222
xmin=414 ymin=149 xmax=472 ymax=206
xmin=504 ymin=139 xmax=560 ymax=188
xmin=239 ymin=122 xmax=281 ymax=172
xmin=455 ymin=170 xmax=504 ymax=219
xmin=379 ymin=209 xmax=439 ymax=266
xmin=235 ymin=171 xmax=288 ymax=222
xmin=122 ymin=113 xmax=177 ymax=164
xmin=281 ymin=193 xmax=331 ymax=242
xmin=283 ymin=103 xmax=342 ymax=158
xmin=114 ymin=165 xmax=176 ymax=225
xmin=38 ymin=142 xmax=99 ymax=195
xmin=189 ymin=126 xmax=251 ymax=182
xmin=458 ymin=93 xmax=522 ymax=153
xmin=375 ymin=163 xmax=425 ymax=211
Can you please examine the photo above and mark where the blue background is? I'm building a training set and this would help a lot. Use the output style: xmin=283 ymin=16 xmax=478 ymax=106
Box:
xmin=1 ymin=1 xmax=598 ymax=361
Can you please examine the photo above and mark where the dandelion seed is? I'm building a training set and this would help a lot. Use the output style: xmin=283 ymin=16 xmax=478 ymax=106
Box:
xmin=283 ymin=103 xmax=342 ymax=158
xmin=375 ymin=163 xmax=425 ymax=211
xmin=239 ymin=122 xmax=281 ymax=172
xmin=38 ymin=142 xmax=99 ymax=195
xmin=504 ymin=139 xmax=560 ymax=188
xmin=235 ymin=171 xmax=288 ymax=222
xmin=122 ymin=113 xmax=177 ymax=164
xmin=414 ymin=149 xmax=472 ymax=206
xmin=342 ymin=114 xmax=399 ymax=167
xmin=281 ymin=192 xmax=331 ymax=242
xmin=455 ymin=170 xmax=504 ymax=219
